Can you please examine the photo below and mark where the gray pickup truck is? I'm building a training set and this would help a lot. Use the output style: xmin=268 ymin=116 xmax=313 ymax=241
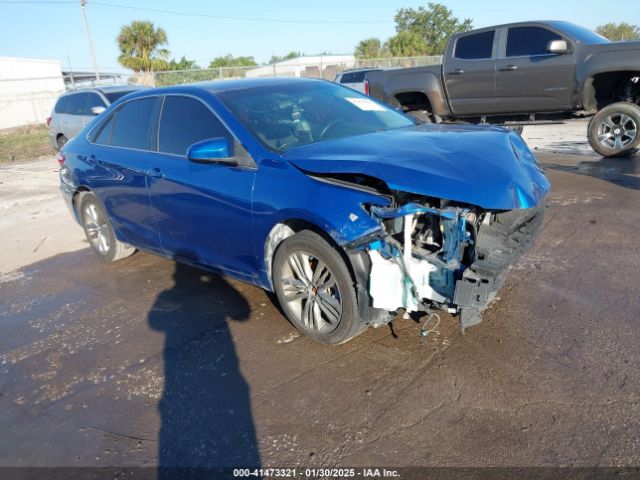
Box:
xmin=366 ymin=21 xmax=640 ymax=157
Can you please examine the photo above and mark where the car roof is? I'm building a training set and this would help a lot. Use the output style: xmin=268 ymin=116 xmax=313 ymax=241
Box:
xmin=203 ymin=76 xmax=326 ymax=93
xmin=62 ymin=85 xmax=146 ymax=96
xmin=95 ymin=85 xmax=146 ymax=94
xmin=451 ymin=20 xmax=572 ymax=37
xmin=116 ymin=77 xmax=330 ymax=100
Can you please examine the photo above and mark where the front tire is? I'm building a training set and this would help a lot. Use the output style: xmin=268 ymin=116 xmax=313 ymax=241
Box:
xmin=588 ymin=102 xmax=640 ymax=157
xmin=79 ymin=193 xmax=136 ymax=262
xmin=272 ymin=230 xmax=365 ymax=345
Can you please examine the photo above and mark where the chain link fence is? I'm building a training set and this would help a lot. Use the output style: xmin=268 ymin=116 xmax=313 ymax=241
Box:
xmin=151 ymin=55 xmax=442 ymax=86
xmin=0 ymin=55 xmax=442 ymax=163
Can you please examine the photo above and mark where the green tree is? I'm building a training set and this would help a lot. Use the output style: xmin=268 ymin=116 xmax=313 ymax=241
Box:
xmin=385 ymin=31 xmax=430 ymax=57
xmin=354 ymin=38 xmax=386 ymax=59
xmin=268 ymin=51 xmax=303 ymax=64
xmin=394 ymin=2 xmax=472 ymax=55
xmin=208 ymin=54 xmax=258 ymax=68
xmin=117 ymin=20 xmax=170 ymax=72
xmin=167 ymin=56 xmax=200 ymax=70
xmin=595 ymin=22 xmax=640 ymax=41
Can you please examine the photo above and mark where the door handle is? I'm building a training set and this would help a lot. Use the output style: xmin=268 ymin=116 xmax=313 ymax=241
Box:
xmin=449 ymin=69 xmax=464 ymax=75
xmin=501 ymin=65 xmax=518 ymax=71
xmin=146 ymin=167 xmax=164 ymax=179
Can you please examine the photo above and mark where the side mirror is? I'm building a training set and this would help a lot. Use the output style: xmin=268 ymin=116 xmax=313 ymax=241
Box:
xmin=90 ymin=106 xmax=106 ymax=115
xmin=187 ymin=137 xmax=237 ymax=165
xmin=547 ymin=40 xmax=569 ymax=54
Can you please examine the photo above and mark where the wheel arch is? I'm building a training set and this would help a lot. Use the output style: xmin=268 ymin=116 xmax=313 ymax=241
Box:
xmin=582 ymin=70 xmax=640 ymax=111
xmin=262 ymin=218 xmax=359 ymax=292
xmin=70 ymin=185 xmax=93 ymax=221
xmin=394 ymin=90 xmax=434 ymax=116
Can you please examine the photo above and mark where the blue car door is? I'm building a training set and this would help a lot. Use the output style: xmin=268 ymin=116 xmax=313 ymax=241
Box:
xmin=146 ymin=95 xmax=257 ymax=278
xmin=86 ymin=96 xmax=162 ymax=252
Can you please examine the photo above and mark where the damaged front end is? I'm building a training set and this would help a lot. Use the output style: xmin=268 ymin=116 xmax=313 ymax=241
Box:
xmin=284 ymin=126 xmax=550 ymax=332
xmin=347 ymin=193 xmax=545 ymax=332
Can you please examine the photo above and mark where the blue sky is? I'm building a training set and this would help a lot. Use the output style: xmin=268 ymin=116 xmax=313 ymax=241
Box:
xmin=1 ymin=0 xmax=638 ymax=72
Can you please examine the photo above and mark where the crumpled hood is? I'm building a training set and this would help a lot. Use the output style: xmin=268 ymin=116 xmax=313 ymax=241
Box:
xmin=283 ymin=124 xmax=550 ymax=210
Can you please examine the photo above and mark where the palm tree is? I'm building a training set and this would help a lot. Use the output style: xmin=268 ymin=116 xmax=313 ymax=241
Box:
xmin=117 ymin=20 xmax=170 ymax=72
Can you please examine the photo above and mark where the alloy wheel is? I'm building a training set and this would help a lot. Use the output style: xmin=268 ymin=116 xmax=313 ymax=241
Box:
xmin=83 ymin=202 xmax=111 ymax=255
xmin=280 ymin=250 xmax=342 ymax=333
xmin=597 ymin=114 xmax=638 ymax=150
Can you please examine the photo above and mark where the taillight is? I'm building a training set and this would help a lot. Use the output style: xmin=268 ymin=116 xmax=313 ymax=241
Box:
xmin=46 ymin=116 xmax=52 ymax=127
xmin=57 ymin=152 xmax=65 ymax=166
xmin=364 ymin=79 xmax=370 ymax=96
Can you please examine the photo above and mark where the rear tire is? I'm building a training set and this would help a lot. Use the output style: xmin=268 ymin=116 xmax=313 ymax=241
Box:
xmin=79 ymin=193 xmax=136 ymax=262
xmin=56 ymin=135 xmax=68 ymax=150
xmin=272 ymin=230 xmax=365 ymax=345
xmin=588 ymin=102 xmax=640 ymax=157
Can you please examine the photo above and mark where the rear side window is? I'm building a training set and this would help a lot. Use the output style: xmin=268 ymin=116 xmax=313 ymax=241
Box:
xmin=507 ymin=27 xmax=562 ymax=57
xmin=56 ymin=93 xmax=85 ymax=114
xmin=110 ymin=97 xmax=157 ymax=150
xmin=455 ymin=31 xmax=495 ymax=59
xmin=340 ymin=72 xmax=355 ymax=83
xmin=68 ymin=93 xmax=88 ymax=115
xmin=54 ymin=95 xmax=68 ymax=114
xmin=91 ymin=114 xmax=114 ymax=145
xmin=158 ymin=96 xmax=231 ymax=156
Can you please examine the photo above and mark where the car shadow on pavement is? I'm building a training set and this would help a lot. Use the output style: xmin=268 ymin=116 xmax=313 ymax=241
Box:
xmin=545 ymin=155 xmax=640 ymax=191
xmin=148 ymin=251 xmax=261 ymax=476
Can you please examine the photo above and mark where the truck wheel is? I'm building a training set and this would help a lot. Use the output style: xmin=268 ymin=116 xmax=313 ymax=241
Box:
xmin=272 ymin=230 xmax=365 ymax=345
xmin=407 ymin=110 xmax=432 ymax=124
xmin=588 ymin=102 xmax=640 ymax=157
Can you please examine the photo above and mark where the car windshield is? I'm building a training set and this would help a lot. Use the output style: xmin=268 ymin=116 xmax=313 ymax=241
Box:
xmin=215 ymin=81 xmax=415 ymax=152
xmin=551 ymin=21 xmax=610 ymax=44
xmin=103 ymin=90 xmax=138 ymax=103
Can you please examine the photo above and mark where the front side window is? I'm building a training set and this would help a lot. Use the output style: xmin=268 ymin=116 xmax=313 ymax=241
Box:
xmin=158 ymin=96 xmax=232 ymax=156
xmin=455 ymin=31 xmax=495 ymax=60
xmin=82 ymin=93 xmax=106 ymax=115
xmin=216 ymin=81 xmax=414 ymax=153
xmin=507 ymin=27 xmax=562 ymax=57
xmin=109 ymin=97 xmax=157 ymax=150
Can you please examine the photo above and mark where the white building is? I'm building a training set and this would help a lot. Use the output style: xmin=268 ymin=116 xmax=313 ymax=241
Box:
xmin=0 ymin=57 xmax=65 ymax=129
xmin=245 ymin=54 xmax=355 ymax=79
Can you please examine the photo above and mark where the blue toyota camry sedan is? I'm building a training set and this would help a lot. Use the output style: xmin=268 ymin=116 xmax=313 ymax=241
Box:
xmin=59 ymin=77 xmax=549 ymax=344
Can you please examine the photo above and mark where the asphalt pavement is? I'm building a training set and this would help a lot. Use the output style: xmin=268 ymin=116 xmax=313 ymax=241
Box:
xmin=1 ymin=142 xmax=640 ymax=471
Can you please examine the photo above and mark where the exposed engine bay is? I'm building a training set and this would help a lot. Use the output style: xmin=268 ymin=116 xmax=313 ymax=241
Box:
xmin=347 ymin=188 xmax=545 ymax=332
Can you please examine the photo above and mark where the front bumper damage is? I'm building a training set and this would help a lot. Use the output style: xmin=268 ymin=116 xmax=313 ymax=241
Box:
xmin=348 ymin=202 xmax=545 ymax=332
xmin=453 ymin=205 xmax=545 ymax=330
